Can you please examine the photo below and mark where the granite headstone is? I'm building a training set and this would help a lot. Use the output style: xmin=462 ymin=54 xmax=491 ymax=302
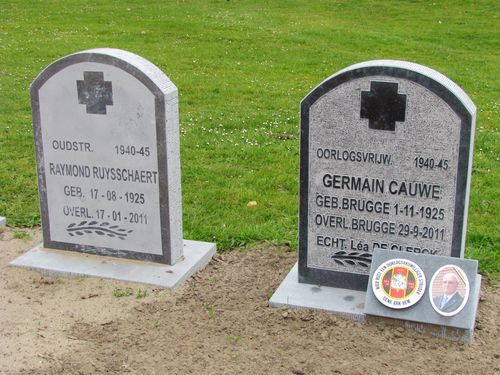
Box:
xmin=298 ymin=60 xmax=476 ymax=290
xmin=30 ymin=48 xmax=183 ymax=264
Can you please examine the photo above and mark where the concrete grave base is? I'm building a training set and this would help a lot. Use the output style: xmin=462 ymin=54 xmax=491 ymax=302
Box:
xmin=269 ymin=262 xmax=366 ymax=321
xmin=10 ymin=240 xmax=216 ymax=289
xmin=0 ymin=216 xmax=6 ymax=227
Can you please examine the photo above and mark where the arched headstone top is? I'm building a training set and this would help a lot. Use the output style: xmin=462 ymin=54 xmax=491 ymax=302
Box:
xmin=31 ymin=48 xmax=177 ymax=100
xmin=302 ymin=60 xmax=476 ymax=119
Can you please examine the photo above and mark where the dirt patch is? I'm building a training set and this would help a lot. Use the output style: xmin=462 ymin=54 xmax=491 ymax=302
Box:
xmin=0 ymin=227 xmax=499 ymax=374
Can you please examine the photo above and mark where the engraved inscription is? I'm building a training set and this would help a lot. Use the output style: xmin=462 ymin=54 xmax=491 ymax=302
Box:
xmin=37 ymin=62 xmax=162 ymax=255
xmin=306 ymin=76 xmax=461 ymax=275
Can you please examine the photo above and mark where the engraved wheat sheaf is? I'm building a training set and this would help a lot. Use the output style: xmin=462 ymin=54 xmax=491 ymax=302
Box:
xmin=331 ymin=251 xmax=372 ymax=268
xmin=66 ymin=221 xmax=133 ymax=240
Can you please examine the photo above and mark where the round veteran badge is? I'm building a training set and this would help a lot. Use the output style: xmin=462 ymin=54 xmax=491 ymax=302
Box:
xmin=372 ymin=259 xmax=426 ymax=309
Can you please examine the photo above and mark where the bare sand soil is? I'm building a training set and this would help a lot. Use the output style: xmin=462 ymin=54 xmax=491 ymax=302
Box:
xmin=1 ymin=227 xmax=499 ymax=375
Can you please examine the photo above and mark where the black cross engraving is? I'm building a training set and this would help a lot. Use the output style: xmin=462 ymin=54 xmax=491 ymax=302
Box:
xmin=77 ymin=71 xmax=113 ymax=115
xmin=360 ymin=81 xmax=406 ymax=131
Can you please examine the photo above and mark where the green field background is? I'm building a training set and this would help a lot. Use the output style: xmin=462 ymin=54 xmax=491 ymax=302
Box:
xmin=0 ymin=1 xmax=498 ymax=278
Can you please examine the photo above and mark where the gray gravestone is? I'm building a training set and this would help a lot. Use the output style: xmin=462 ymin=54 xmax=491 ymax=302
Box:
xmin=29 ymin=48 xmax=182 ymax=264
xmin=298 ymin=60 xmax=476 ymax=290
xmin=12 ymin=49 xmax=215 ymax=288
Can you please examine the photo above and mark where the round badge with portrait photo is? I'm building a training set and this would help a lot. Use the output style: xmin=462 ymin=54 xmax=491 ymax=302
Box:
xmin=372 ymin=259 xmax=426 ymax=309
xmin=429 ymin=265 xmax=469 ymax=317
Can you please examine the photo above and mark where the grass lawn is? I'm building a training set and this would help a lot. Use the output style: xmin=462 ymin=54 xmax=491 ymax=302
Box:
xmin=0 ymin=0 xmax=498 ymax=279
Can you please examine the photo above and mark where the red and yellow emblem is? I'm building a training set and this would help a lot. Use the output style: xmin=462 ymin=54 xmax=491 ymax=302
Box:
xmin=372 ymin=258 xmax=426 ymax=309
xmin=381 ymin=266 xmax=417 ymax=300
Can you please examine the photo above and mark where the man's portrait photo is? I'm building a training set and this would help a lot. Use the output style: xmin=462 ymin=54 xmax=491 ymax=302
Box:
xmin=429 ymin=265 xmax=469 ymax=317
